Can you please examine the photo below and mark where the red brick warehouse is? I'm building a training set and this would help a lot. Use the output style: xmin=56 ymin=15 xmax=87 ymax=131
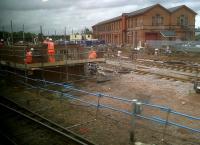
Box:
xmin=92 ymin=4 xmax=197 ymax=47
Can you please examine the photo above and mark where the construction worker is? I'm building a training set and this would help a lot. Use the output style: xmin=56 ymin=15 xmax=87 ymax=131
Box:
xmin=88 ymin=49 xmax=97 ymax=59
xmin=25 ymin=49 xmax=32 ymax=64
xmin=47 ymin=38 xmax=55 ymax=63
xmin=117 ymin=50 xmax=122 ymax=57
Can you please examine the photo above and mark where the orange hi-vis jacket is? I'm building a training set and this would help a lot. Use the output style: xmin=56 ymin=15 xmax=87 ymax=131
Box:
xmin=25 ymin=51 xmax=32 ymax=64
xmin=48 ymin=42 xmax=55 ymax=55
xmin=88 ymin=50 xmax=97 ymax=59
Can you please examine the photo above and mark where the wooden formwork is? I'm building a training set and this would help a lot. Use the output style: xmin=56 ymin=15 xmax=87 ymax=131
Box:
xmin=0 ymin=44 xmax=105 ymax=70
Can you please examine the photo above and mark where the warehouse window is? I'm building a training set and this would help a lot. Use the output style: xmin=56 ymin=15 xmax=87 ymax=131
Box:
xmin=152 ymin=14 xmax=163 ymax=26
xmin=177 ymin=15 xmax=188 ymax=26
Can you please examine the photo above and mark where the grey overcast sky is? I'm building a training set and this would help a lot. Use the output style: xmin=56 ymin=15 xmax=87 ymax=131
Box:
xmin=0 ymin=0 xmax=199 ymax=34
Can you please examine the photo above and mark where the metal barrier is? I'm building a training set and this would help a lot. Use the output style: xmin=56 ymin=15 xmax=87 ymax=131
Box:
xmin=0 ymin=69 xmax=200 ymax=144
xmin=146 ymin=40 xmax=200 ymax=53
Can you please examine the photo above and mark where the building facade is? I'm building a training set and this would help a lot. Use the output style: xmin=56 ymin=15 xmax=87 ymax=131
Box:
xmin=70 ymin=34 xmax=93 ymax=41
xmin=92 ymin=4 xmax=197 ymax=47
xmin=70 ymin=34 xmax=82 ymax=41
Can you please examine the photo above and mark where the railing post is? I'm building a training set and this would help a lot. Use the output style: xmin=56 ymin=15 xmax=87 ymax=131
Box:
xmin=95 ymin=93 xmax=102 ymax=119
xmin=162 ymin=108 xmax=171 ymax=144
xmin=130 ymin=99 xmax=137 ymax=144
xmin=130 ymin=100 xmax=142 ymax=144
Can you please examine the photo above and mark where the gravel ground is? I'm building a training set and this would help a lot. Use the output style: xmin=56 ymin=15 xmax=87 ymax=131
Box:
xmin=0 ymin=59 xmax=200 ymax=145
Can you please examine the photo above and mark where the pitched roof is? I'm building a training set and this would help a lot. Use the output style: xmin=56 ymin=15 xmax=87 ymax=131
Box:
xmin=168 ymin=5 xmax=197 ymax=14
xmin=168 ymin=5 xmax=183 ymax=12
xmin=127 ymin=4 xmax=169 ymax=17
xmin=93 ymin=4 xmax=162 ymax=26
xmin=94 ymin=16 xmax=121 ymax=26
xmin=93 ymin=4 xmax=197 ymax=27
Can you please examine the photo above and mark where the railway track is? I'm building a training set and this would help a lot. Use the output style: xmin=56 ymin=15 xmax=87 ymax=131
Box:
xmin=106 ymin=59 xmax=200 ymax=83
xmin=136 ymin=59 xmax=200 ymax=74
xmin=135 ymin=59 xmax=200 ymax=82
xmin=133 ymin=69 xmax=194 ymax=83
xmin=0 ymin=96 xmax=95 ymax=145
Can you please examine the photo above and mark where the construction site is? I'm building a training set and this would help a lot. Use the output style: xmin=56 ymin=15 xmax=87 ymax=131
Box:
xmin=0 ymin=2 xmax=200 ymax=145
xmin=0 ymin=28 xmax=200 ymax=145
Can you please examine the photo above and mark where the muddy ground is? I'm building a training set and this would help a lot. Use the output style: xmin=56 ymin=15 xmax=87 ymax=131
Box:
xmin=0 ymin=55 xmax=200 ymax=145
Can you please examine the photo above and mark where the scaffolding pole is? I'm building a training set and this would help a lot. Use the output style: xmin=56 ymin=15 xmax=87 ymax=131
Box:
xmin=10 ymin=20 xmax=13 ymax=45
xmin=22 ymin=24 xmax=25 ymax=42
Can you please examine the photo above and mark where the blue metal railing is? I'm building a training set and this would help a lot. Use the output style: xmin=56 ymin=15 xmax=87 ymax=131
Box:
xmin=0 ymin=69 xmax=200 ymax=134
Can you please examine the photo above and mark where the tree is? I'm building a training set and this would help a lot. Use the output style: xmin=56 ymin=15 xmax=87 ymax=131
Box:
xmin=83 ymin=27 xmax=92 ymax=34
xmin=195 ymin=34 xmax=200 ymax=41
xmin=0 ymin=31 xmax=36 ymax=42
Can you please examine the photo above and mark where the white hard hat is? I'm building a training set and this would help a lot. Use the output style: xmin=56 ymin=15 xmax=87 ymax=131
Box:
xmin=49 ymin=38 xmax=52 ymax=41
xmin=30 ymin=48 xmax=34 ymax=51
